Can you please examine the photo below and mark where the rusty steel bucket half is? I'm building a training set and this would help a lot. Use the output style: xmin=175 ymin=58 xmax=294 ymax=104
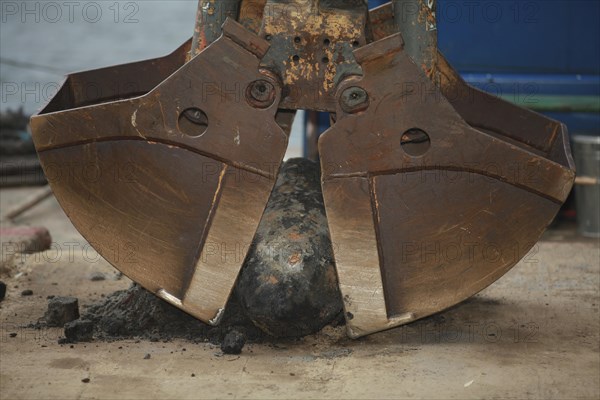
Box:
xmin=30 ymin=21 xmax=289 ymax=325
xmin=319 ymin=32 xmax=575 ymax=337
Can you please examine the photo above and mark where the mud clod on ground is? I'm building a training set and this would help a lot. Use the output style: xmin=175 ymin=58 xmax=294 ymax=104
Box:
xmin=82 ymin=283 xmax=266 ymax=345
xmin=221 ymin=329 xmax=246 ymax=354
xmin=0 ymin=281 xmax=6 ymax=301
xmin=89 ymin=272 xmax=106 ymax=282
xmin=64 ymin=319 xmax=94 ymax=343
xmin=45 ymin=296 xmax=79 ymax=327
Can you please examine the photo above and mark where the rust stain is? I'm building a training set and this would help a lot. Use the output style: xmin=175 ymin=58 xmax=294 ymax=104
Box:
xmin=288 ymin=252 xmax=302 ymax=265
xmin=288 ymin=232 xmax=302 ymax=240
xmin=259 ymin=0 xmax=367 ymax=110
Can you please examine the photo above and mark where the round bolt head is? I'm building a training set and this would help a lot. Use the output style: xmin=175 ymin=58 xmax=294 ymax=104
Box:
xmin=246 ymin=79 xmax=276 ymax=109
xmin=340 ymin=87 xmax=369 ymax=113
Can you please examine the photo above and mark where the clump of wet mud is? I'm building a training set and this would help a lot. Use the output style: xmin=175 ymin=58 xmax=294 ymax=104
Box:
xmin=82 ymin=283 xmax=266 ymax=345
xmin=236 ymin=158 xmax=343 ymax=337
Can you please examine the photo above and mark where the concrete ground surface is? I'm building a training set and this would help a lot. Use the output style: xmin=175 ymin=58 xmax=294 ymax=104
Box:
xmin=0 ymin=186 xmax=599 ymax=400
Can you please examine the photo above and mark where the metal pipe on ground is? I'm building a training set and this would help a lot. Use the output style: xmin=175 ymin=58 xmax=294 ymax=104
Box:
xmin=572 ymin=135 xmax=600 ymax=238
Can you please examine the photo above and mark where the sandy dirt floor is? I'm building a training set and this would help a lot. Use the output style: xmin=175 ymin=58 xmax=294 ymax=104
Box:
xmin=1 ymin=187 xmax=599 ymax=400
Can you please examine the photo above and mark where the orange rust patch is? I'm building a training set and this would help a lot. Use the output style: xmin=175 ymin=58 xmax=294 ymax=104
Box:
xmin=288 ymin=252 xmax=302 ymax=265
xmin=288 ymin=232 xmax=302 ymax=240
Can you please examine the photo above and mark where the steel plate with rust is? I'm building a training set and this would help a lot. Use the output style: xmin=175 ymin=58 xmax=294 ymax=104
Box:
xmin=319 ymin=33 xmax=575 ymax=338
xmin=30 ymin=20 xmax=289 ymax=325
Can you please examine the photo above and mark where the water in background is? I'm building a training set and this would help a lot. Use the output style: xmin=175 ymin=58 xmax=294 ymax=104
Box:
xmin=0 ymin=0 xmax=303 ymax=156
xmin=1 ymin=1 xmax=198 ymax=113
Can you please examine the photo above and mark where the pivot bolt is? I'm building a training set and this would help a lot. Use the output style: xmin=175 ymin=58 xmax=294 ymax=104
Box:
xmin=340 ymin=87 xmax=369 ymax=113
xmin=246 ymin=80 xmax=276 ymax=109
